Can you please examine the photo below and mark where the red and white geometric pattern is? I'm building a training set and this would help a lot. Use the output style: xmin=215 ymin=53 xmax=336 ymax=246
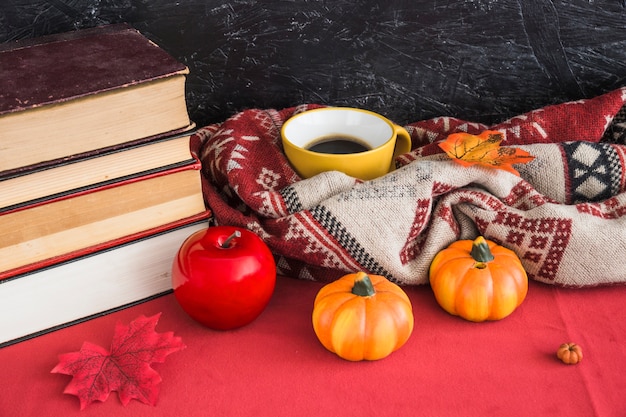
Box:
xmin=488 ymin=212 xmax=572 ymax=282
xmin=196 ymin=87 xmax=626 ymax=287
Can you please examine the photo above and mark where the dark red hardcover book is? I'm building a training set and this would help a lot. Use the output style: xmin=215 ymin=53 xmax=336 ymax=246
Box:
xmin=0 ymin=23 xmax=191 ymax=174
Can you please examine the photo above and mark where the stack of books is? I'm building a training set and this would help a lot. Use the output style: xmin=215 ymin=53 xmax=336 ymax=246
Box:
xmin=0 ymin=24 xmax=210 ymax=347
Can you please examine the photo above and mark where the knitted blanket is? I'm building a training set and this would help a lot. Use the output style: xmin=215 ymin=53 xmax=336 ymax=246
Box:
xmin=195 ymin=87 xmax=626 ymax=287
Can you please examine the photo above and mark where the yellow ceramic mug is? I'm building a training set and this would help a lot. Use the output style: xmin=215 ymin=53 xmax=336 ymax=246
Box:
xmin=281 ymin=107 xmax=412 ymax=180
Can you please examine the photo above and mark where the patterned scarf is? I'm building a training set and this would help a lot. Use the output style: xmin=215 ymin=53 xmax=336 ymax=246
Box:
xmin=195 ymin=87 xmax=626 ymax=287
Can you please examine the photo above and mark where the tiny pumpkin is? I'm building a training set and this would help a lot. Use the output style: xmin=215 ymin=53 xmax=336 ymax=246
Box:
xmin=429 ymin=236 xmax=528 ymax=322
xmin=557 ymin=343 xmax=583 ymax=365
xmin=312 ymin=272 xmax=414 ymax=361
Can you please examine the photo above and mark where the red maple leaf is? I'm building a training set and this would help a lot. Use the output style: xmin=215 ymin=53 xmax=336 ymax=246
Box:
xmin=51 ymin=313 xmax=185 ymax=410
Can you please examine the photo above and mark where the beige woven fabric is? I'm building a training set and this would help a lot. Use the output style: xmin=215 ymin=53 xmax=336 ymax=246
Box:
xmin=197 ymin=88 xmax=626 ymax=287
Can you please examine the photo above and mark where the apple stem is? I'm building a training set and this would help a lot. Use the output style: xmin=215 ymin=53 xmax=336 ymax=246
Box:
xmin=221 ymin=230 xmax=242 ymax=248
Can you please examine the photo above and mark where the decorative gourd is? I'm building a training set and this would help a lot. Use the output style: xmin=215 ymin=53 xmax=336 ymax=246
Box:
xmin=429 ymin=236 xmax=528 ymax=322
xmin=312 ymin=272 xmax=414 ymax=361
xmin=557 ymin=343 xmax=583 ymax=365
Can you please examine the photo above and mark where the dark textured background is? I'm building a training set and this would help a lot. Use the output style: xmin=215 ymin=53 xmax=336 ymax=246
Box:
xmin=1 ymin=1 xmax=625 ymax=128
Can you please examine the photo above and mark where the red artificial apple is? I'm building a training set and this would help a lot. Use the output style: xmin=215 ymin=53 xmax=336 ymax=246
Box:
xmin=171 ymin=225 xmax=276 ymax=330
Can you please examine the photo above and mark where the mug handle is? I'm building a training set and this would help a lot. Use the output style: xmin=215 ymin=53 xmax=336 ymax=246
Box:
xmin=389 ymin=125 xmax=412 ymax=172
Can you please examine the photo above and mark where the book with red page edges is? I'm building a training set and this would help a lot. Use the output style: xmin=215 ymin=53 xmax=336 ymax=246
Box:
xmin=0 ymin=159 xmax=208 ymax=281
xmin=0 ymin=23 xmax=191 ymax=174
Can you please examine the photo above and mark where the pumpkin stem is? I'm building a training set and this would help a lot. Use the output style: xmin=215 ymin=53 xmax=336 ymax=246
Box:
xmin=470 ymin=236 xmax=495 ymax=263
xmin=351 ymin=272 xmax=376 ymax=297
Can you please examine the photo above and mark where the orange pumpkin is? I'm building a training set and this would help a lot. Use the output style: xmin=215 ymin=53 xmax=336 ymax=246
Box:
xmin=312 ymin=272 xmax=414 ymax=361
xmin=429 ymin=236 xmax=528 ymax=322
xmin=557 ymin=343 xmax=583 ymax=365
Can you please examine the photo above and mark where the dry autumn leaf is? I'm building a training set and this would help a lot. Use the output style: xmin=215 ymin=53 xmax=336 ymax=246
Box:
xmin=51 ymin=313 xmax=185 ymax=410
xmin=438 ymin=130 xmax=534 ymax=176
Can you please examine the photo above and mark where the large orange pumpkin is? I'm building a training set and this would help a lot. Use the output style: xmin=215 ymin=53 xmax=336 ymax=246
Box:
xmin=429 ymin=236 xmax=528 ymax=322
xmin=312 ymin=272 xmax=414 ymax=361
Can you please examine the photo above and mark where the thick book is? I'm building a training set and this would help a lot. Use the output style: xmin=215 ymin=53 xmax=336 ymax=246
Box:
xmin=0 ymin=219 xmax=210 ymax=347
xmin=0 ymin=23 xmax=191 ymax=174
xmin=0 ymin=160 xmax=207 ymax=279
xmin=0 ymin=125 xmax=196 ymax=210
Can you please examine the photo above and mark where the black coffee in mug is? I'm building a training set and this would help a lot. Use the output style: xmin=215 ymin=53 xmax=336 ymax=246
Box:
xmin=305 ymin=135 xmax=371 ymax=154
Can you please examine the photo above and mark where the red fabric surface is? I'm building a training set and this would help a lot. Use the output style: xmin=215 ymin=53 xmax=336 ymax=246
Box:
xmin=1 ymin=276 xmax=625 ymax=416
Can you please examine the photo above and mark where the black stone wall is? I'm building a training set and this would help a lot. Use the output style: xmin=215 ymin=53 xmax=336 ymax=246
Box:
xmin=2 ymin=0 xmax=625 ymax=127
